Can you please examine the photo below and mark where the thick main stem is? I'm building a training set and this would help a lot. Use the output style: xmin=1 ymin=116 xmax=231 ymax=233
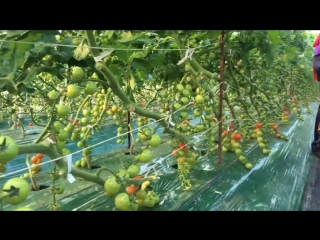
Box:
xmin=127 ymin=111 xmax=131 ymax=149
xmin=218 ymin=31 xmax=225 ymax=167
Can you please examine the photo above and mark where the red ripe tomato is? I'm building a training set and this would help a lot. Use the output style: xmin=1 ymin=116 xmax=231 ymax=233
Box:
xmin=233 ymin=133 xmax=242 ymax=141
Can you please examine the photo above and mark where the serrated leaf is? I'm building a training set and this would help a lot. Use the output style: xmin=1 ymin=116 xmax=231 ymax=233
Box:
xmin=209 ymin=30 xmax=221 ymax=39
xmin=16 ymin=32 xmax=43 ymax=56
xmin=159 ymin=36 xmax=172 ymax=44
xmin=117 ymin=33 xmax=144 ymax=43
xmin=38 ymin=34 xmax=56 ymax=44
xmin=19 ymin=83 xmax=36 ymax=94
xmin=129 ymin=51 xmax=148 ymax=62
xmin=106 ymin=30 xmax=114 ymax=39
xmin=73 ymin=43 xmax=90 ymax=61
xmin=116 ymin=51 xmax=133 ymax=63
xmin=22 ymin=68 xmax=37 ymax=84
xmin=31 ymin=30 xmax=61 ymax=35
xmin=108 ymin=64 xmax=123 ymax=75
xmin=31 ymin=42 xmax=45 ymax=53
xmin=131 ymin=59 xmax=153 ymax=72
xmin=6 ymin=30 xmax=28 ymax=38
xmin=50 ymin=49 xmax=73 ymax=62
xmin=267 ymin=30 xmax=281 ymax=47
xmin=131 ymin=61 xmax=147 ymax=72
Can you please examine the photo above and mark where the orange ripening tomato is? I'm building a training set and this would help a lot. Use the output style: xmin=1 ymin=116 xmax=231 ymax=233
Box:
xmin=36 ymin=158 xmax=43 ymax=164
xmin=126 ymin=184 xmax=138 ymax=195
xmin=36 ymin=154 xmax=44 ymax=159
xmin=31 ymin=156 xmax=39 ymax=164
xmin=172 ymin=149 xmax=178 ymax=156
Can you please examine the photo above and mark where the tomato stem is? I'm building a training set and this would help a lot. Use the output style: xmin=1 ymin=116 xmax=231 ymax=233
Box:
xmin=29 ymin=108 xmax=46 ymax=128
xmin=51 ymin=166 xmax=57 ymax=205
xmin=72 ymin=95 xmax=91 ymax=127
xmin=26 ymin=155 xmax=39 ymax=191
xmin=217 ymin=31 xmax=225 ymax=167
xmin=34 ymin=102 xmax=57 ymax=144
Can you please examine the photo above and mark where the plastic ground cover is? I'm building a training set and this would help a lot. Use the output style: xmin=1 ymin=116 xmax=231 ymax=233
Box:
xmin=0 ymin=103 xmax=317 ymax=210
xmin=0 ymin=111 xmax=200 ymax=183
xmin=50 ymin=103 xmax=318 ymax=211
xmin=0 ymin=123 xmax=120 ymax=183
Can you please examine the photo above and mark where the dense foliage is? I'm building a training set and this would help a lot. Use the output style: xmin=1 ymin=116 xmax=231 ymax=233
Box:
xmin=0 ymin=30 xmax=317 ymax=211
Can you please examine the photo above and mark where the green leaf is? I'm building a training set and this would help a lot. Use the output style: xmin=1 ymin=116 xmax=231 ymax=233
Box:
xmin=129 ymin=51 xmax=148 ymax=62
xmin=108 ymin=64 xmax=123 ymax=75
xmin=16 ymin=32 xmax=44 ymax=56
xmin=117 ymin=33 xmax=144 ymax=43
xmin=105 ymin=30 xmax=114 ymax=39
xmin=0 ymin=61 xmax=12 ymax=76
xmin=0 ymin=31 xmax=41 ymax=76
xmin=131 ymin=59 xmax=153 ymax=72
xmin=18 ymin=83 xmax=36 ymax=94
xmin=158 ymin=36 xmax=173 ymax=44
xmin=50 ymin=49 xmax=73 ymax=62
xmin=38 ymin=34 xmax=56 ymax=44
xmin=50 ymin=38 xmax=74 ymax=62
xmin=56 ymin=38 xmax=74 ymax=59
xmin=265 ymin=50 xmax=274 ymax=65
xmin=31 ymin=42 xmax=45 ymax=53
xmin=73 ymin=43 xmax=90 ymax=61
xmin=116 ymin=51 xmax=133 ymax=63
xmin=131 ymin=61 xmax=147 ymax=72
xmin=208 ymin=30 xmax=221 ymax=39
xmin=267 ymin=30 xmax=281 ymax=47
xmin=31 ymin=30 xmax=61 ymax=35
xmin=22 ymin=67 xmax=37 ymax=84
xmin=6 ymin=30 xmax=28 ymax=38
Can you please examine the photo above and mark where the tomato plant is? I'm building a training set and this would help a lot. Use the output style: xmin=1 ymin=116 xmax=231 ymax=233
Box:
xmin=0 ymin=30 xmax=317 ymax=211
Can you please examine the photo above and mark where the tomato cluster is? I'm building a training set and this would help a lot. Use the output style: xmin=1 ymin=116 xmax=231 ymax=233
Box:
xmin=75 ymin=147 xmax=92 ymax=168
xmin=107 ymin=104 xmax=129 ymax=145
xmin=222 ymin=128 xmax=253 ymax=170
xmin=21 ymin=153 xmax=44 ymax=178
xmin=135 ymin=128 xmax=162 ymax=164
xmin=103 ymin=165 xmax=160 ymax=211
